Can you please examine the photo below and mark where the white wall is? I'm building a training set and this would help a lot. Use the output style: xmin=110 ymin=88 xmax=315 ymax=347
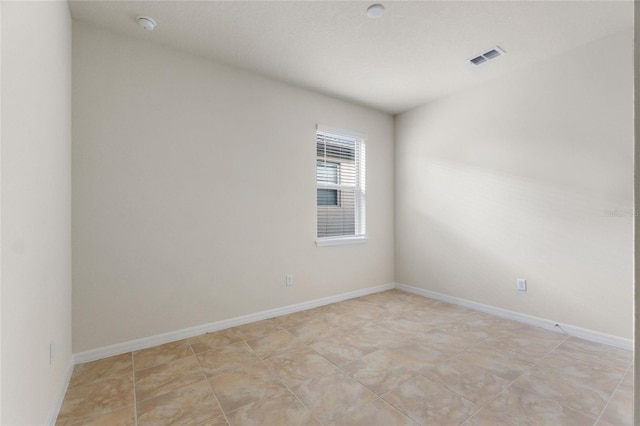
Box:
xmin=1 ymin=1 xmax=72 ymax=424
xmin=395 ymin=30 xmax=634 ymax=340
xmin=72 ymin=22 xmax=395 ymax=352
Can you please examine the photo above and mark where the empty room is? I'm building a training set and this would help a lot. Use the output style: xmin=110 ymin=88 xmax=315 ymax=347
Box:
xmin=1 ymin=0 xmax=636 ymax=425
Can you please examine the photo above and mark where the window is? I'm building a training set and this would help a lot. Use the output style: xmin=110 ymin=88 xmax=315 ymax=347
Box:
xmin=316 ymin=126 xmax=366 ymax=245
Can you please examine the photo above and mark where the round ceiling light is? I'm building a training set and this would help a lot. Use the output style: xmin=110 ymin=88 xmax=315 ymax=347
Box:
xmin=366 ymin=4 xmax=385 ymax=19
xmin=136 ymin=16 xmax=157 ymax=31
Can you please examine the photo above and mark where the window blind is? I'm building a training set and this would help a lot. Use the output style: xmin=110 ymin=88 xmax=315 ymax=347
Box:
xmin=316 ymin=130 xmax=366 ymax=240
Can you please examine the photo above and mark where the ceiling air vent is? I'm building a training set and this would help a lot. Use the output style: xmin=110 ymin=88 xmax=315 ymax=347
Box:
xmin=468 ymin=46 xmax=505 ymax=67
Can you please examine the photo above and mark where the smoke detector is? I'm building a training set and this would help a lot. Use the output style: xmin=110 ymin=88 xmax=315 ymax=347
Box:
xmin=468 ymin=46 xmax=505 ymax=67
xmin=136 ymin=16 xmax=156 ymax=31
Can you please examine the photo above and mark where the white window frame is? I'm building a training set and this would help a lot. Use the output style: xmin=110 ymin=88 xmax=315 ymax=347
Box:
xmin=315 ymin=125 xmax=367 ymax=247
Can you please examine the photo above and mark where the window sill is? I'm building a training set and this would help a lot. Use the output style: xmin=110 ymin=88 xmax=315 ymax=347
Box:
xmin=315 ymin=236 xmax=368 ymax=247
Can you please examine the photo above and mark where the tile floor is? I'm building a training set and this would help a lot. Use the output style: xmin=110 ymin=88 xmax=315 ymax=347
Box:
xmin=56 ymin=290 xmax=633 ymax=426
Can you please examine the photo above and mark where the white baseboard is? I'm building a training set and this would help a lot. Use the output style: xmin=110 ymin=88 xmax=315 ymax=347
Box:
xmin=395 ymin=283 xmax=633 ymax=351
xmin=73 ymin=283 xmax=395 ymax=364
xmin=46 ymin=356 xmax=75 ymax=425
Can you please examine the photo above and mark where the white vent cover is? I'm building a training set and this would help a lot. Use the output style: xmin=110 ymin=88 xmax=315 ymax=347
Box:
xmin=468 ymin=46 xmax=506 ymax=67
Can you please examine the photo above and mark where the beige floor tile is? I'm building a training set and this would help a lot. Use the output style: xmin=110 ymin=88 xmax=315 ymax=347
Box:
xmin=56 ymin=376 xmax=134 ymax=426
xmin=501 ymin=331 xmax=567 ymax=361
xmin=208 ymin=362 xmax=288 ymax=413
xmin=537 ymin=351 xmax=625 ymax=391
xmin=485 ymin=384 xmax=594 ymax=425
xmin=343 ymin=349 xmax=419 ymax=396
xmin=189 ymin=330 xmax=243 ymax=354
xmin=69 ymin=406 xmax=135 ymax=426
xmin=275 ymin=310 xmax=316 ymax=329
xmin=555 ymin=337 xmax=632 ymax=371
xmin=225 ymin=392 xmax=319 ymax=426
xmin=292 ymin=372 xmax=377 ymax=423
xmin=461 ymin=408 xmax=513 ymax=426
xmin=305 ymin=304 xmax=336 ymax=317
xmin=351 ymin=323 xmax=407 ymax=348
xmin=288 ymin=320 xmax=347 ymax=344
xmin=310 ymin=333 xmax=378 ymax=366
xmin=597 ymin=368 xmax=633 ymax=426
xmin=329 ymin=398 xmax=416 ymax=426
xmin=387 ymin=290 xmax=435 ymax=306
xmin=357 ymin=290 xmax=398 ymax=305
xmin=376 ymin=300 xmax=416 ymax=317
xmin=197 ymin=416 xmax=229 ymax=426
xmin=404 ymin=309 xmax=459 ymax=328
xmin=427 ymin=300 xmax=475 ymax=316
xmin=376 ymin=317 xmax=433 ymax=338
xmin=392 ymin=339 xmax=451 ymax=366
xmin=265 ymin=347 xmax=340 ymax=388
xmin=332 ymin=298 xmax=380 ymax=312
xmin=322 ymin=312 xmax=370 ymax=329
xmin=421 ymin=358 xmax=511 ymax=405
xmin=498 ymin=317 xmax=532 ymax=331
xmin=334 ymin=302 xmax=387 ymax=321
xmin=343 ymin=340 xmax=447 ymax=396
xmin=598 ymin=388 xmax=633 ymax=426
xmin=455 ymin=344 xmax=533 ymax=382
xmin=246 ymin=329 xmax=308 ymax=359
xmin=137 ymin=379 xmax=223 ymax=426
xmin=227 ymin=319 xmax=282 ymax=341
xmin=196 ymin=341 xmax=262 ymax=377
xmin=498 ymin=323 xmax=566 ymax=344
xmin=481 ymin=334 xmax=560 ymax=363
xmin=515 ymin=364 xmax=610 ymax=418
xmin=382 ymin=375 xmax=478 ymax=425
xmin=436 ymin=316 xmax=495 ymax=341
xmin=457 ymin=311 xmax=509 ymax=329
xmin=134 ymin=339 xmax=193 ymax=371
xmin=468 ymin=340 xmax=535 ymax=364
xmin=412 ymin=329 xmax=477 ymax=356
xmin=622 ymin=367 xmax=633 ymax=386
xmin=135 ymin=354 xmax=205 ymax=402
xmin=68 ymin=353 xmax=132 ymax=388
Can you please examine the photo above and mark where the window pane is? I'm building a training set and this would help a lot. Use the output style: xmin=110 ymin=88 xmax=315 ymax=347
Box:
xmin=317 ymin=161 xmax=338 ymax=184
xmin=317 ymin=189 xmax=356 ymax=237
xmin=317 ymin=189 xmax=338 ymax=206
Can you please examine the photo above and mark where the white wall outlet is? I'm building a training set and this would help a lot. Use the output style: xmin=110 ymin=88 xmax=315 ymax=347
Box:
xmin=286 ymin=274 xmax=293 ymax=287
xmin=49 ymin=340 xmax=57 ymax=364
xmin=517 ymin=279 xmax=527 ymax=292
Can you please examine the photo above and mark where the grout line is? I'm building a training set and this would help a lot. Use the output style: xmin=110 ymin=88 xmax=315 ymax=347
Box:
xmin=441 ymin=333 xmax=570 ymax=424
xmin=480 ymin=335 xmax=609 ymax=423
xmin=593 ymin=361 xmax=633 ymax=425
xmin=190 ymin=344 xmax=232 ymax=426
xmin=249 ymin=325 xmax=386 ymax=425
xmin=319 ymin=338 xmax=424 ymax=424
xmin=260 ymin=354 xmax=325 ymax=425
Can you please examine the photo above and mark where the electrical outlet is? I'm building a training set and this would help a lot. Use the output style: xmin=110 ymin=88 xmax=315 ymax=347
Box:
xmin=286 ymin=274 xmax=293 ymax=287
xmin=517 ymin=279 xmax=527 ymax=292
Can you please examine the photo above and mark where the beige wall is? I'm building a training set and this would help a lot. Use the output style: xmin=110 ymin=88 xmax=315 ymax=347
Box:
xmin=72 ymin=22 xmax=395 ymax=352
xmin=1 ymin=2 xmax=72 ymax=424
xmin=395 ymin=30 xmax=634 ymax=339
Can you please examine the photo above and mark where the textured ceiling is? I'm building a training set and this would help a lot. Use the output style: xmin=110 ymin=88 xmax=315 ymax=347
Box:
xmin=69 ymin=0 xmax=633 ymax=114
